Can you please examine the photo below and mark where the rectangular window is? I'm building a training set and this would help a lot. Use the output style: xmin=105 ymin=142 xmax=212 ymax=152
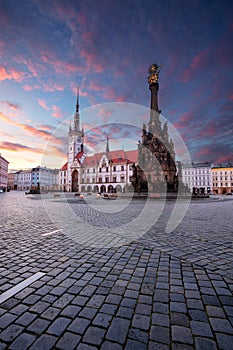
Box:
xmin=99 ymin=168 xmax=102 ymax=173
xmin=93 ymin=168 xmax=95 ymax=173
xmin=99 ymin=177 xmax=102 ymax=183
xmin=121 ymin=166 xmax=124 ymax=171
xmin=113 ymin=166 xmax=116 ymax=172
xmin=113 ymin=177 xmax=117 ymax=183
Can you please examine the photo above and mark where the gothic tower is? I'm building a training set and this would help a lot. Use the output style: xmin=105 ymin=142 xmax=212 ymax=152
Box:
xmin=67 ymin=87 xmax=84 ymax=192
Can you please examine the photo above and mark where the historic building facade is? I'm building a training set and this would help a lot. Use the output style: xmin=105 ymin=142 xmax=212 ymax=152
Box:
xmin=181 ymin=162 xmax=212 ymax=194
xmin=0 ymin=153 xmax=9 ymax=192
xmin=80 ymin=146 xmax=137 ymax=193
xmin=211 ymin=164 xmax=233 ymax=194
xmin=17 ymin=169 xmax=32 ymax=191
xmin=59 ymin=90 xmax=137 ymax=193
xmin=130 ymin=64 xmax=179 ymax=193
xmin=31 ymin=166 xmax=59 ymax=192
xmin=8 ymin=167 xmax=59 ymax=192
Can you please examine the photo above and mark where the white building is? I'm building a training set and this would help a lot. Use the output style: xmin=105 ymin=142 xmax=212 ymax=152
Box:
xmin=17 ymin=169 xmax=32 ymax=191
xmin=181 ymin=162 xmax=212 ymax=194
xmin=59 ymin=91 xmax=137 ymax=193
xmin=0 ymin=153 xmax=9 ymax=192
xmin=80 ymin=146 xmax=137 ymax=193
xmin=31 ymin=166 xmax=59 ymax=191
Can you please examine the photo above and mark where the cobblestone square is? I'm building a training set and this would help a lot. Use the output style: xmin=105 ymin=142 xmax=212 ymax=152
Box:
xmin=0 ymin=192 xmax=232 ymax=349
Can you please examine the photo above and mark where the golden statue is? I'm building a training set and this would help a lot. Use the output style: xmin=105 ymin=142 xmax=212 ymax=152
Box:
xmin=148 ymin=64 xmax=161 ymax=84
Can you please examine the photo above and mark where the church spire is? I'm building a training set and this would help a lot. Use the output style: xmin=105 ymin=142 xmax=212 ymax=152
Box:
xmin=106 ymin=135 xmax=110 ymax=153
xmin=74 ymin=86 xmax=80 ymax=131
xmin=76 ymin=86 xmax=79 ymax=113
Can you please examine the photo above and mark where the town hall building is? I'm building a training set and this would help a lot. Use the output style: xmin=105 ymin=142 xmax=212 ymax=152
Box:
xmin=59 ymin=90 xmax=137 ymax=193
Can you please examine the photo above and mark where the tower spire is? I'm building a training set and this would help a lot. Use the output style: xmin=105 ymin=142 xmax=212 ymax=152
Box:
xmin=74 ymin=86 xmax=80 ymax=131
xmin=76 ymin=86 xmax=79 ymax=113
xmin=106 ymin=135 xmax=110 ymax=153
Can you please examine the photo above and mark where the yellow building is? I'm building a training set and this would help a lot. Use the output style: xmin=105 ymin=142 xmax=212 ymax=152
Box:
xmin=211 ymin=164 xmax=233 ymax=194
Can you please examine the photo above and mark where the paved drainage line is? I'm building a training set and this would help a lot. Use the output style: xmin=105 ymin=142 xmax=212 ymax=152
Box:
xmin=41 ymin=229 xmax=62 ymax=237
xmin=0 ymin=272 xmax=45 ymax=304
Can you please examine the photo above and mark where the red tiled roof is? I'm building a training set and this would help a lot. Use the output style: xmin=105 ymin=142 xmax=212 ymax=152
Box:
xmin=125 ymin=150 xmax=138 ymax=163
xmin=83 ymin=149 xmax=138 ymax=166
xmin=61 ymin=162 xmax=68 ymax=170
xmin=61 ymin=150 xmax=138 ymax=170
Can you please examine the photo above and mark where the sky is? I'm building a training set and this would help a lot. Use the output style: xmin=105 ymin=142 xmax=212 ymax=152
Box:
xmin=0 ymin=0 xmax=232 ymax=170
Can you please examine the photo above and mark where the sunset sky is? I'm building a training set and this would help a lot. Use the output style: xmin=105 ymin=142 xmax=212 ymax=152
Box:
xmin=0 ymin=0 xmax=232 ymax=170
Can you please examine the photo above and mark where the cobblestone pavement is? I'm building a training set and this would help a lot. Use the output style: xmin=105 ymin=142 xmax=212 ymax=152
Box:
xmin=0 ymin=192 xmax=232 ymax=349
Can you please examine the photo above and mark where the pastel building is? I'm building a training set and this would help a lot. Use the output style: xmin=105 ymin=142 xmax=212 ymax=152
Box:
xmin=17 ymin=169 xmax=32 ymax=191
xmin=181 ymin=162 xmax=212 ymax=194
xmin=211 ymin=164 xmax=233 ymax=194
xmin=7 ymin=171 xmax=20 ymax=190
xmin=31 ymin=166 xmax=59 ymax=192
xmin=0 ymin=153 xmax=9 ymax=192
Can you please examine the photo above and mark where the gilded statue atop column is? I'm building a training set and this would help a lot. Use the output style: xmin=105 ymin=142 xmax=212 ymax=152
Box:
xmin=148 ymin=64 xmax=161 ymax=84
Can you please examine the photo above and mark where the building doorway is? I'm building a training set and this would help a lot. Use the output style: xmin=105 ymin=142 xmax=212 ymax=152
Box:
xmin=94 ymin=185 xmax=99 ymax=193
xmin=108 ymin=185 xmax=114 ymax=193
xmin=100 ymin=185 xmax=106 ymax=193
xmin=72 ymin=170 xmax=79 ymax=192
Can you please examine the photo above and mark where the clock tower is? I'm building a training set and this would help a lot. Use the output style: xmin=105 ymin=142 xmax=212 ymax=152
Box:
xmin=67 ymin=87 xmax=84 ymax=192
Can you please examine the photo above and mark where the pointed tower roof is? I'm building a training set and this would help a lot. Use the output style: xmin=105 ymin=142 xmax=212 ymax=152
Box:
xmin=74 ymin=86 xmax=80 ymax=131
xmin=106 ymin=135 xmax=110 ymax=153
xmin=76 ymin=86 xmax=79 ymax=113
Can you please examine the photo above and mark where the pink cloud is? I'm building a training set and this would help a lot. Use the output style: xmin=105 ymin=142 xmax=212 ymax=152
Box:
xmin=173 ymin=112 xmax=194 ymax=129
xmin=80 ymin=49 xmax=104 ymax=73
xmin=82 ymin=31 xmax=93 ymax=42
xmin=193 ymin=120 xmax=217 ymax=139
xmin=215 ymin=154 xmax=233 ymax=164
xmin=0 ymin=66 xmax=26 ymax=82
xmin=182 ymin=48 xmax=211 ymax=83
xmin=38 ymin=99 xmax=66 ymax=119
xmin=103 ymin=87 xmax=125 ymax=102
xmin=0 ymin=111 xmax=62 ymax=145
xmin=38 ymin=125 xmax=54 ymax=132
xmin=89 ymin=81 xmax=105 ymax=92
xmin=38 ymin=98 xmax=50 ymax=111
xmin=15 ymin=56 xmax=40 ymax=77
xmin=86 ymin=81 xmax=125 ymax=102
xmin=51 ymin=105 xmax=64 ymax=119
xmin=0 ymin=141 xmax=44 ymax=154
xmin=195 ymin=147 xmax=212 ymax=158
xmin=22 ymin=84 xmax=34 ymax=91
xmin=77 ymin=13 xmax=87 ymax=26
xmin=42 ymin=82 xmax=64 ymax=92
xmin=97 ymin=107 xmax=113 ymax=118
xmin=0 ymin=100 xmax=20 ymax=111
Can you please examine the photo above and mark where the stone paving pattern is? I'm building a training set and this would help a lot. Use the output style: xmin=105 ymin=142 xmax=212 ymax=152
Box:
xmin=0 ymin=192 xmax=232 ymax=349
